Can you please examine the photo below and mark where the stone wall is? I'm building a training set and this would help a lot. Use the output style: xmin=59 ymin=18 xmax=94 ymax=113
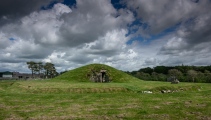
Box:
xmin=89 ymin=69 xmax=110 ymax=83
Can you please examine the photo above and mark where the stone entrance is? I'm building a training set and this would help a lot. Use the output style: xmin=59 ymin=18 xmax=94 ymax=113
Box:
xmin=89 ymin=69 xmax=110 ymax=83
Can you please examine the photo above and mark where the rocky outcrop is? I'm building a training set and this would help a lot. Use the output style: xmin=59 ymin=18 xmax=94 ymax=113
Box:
xmin=171 ymin=79 xmax=179 ymax=84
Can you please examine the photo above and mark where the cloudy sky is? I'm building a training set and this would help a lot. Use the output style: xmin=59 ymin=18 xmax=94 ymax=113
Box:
xmin=0 ymin=0 xmax=211 ymax=73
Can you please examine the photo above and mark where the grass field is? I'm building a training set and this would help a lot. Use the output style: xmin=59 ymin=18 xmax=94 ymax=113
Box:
xmin=0 ymin=64 xmax=210 ymax=119
xmin=0 ymin=79 xmax=210 ymax=120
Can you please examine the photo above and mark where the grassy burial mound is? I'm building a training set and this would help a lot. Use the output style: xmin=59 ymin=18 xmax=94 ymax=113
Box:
xmin=54 ymin=64 xmax=140 ymax=83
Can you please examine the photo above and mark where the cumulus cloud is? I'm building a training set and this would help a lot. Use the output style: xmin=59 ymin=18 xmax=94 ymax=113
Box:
xmin=0 ymin=0 xmax=61 ymax=25
xmin=58 ymin=0 xmax=134 ymax=47
xmin=159 ymin=13 xmax=211 ymax=60
xmin=159 ymin=37 xmax=188 ymax=55
xmin=0 ymin=33 xmax=11 ymax=49
xmin=125 ymin=0 xmax=211 ymax=34
xmin=0 ymin=0 xmax=211 ymax=73
xmin=0 ymin=0 xmax=136 ymax=72
xmin=124 ymin=0 xmax=211 ymax=67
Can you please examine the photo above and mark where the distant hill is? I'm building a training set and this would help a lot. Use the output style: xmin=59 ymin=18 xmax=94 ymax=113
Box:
xmin=54 ymin=64 xmax=140 ymax=82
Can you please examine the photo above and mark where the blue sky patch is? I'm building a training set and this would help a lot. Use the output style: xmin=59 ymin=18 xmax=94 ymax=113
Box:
xmin=127 ymin=22 xmax=181 ymax=45
xmin=111 ymin=0 xmax=126 ymax=9
xmin=9 ymin=37 xmax=15 ymax=41
xmin=41 ymin=0 xmax=76 ymax=10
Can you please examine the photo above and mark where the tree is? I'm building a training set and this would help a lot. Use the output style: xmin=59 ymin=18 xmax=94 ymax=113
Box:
xmin=154 ymin=66 xmax=173 ymax=74
xmin=26 ymin=61 xmax=37 ymax=78
xmin=44 ymin=62 xmax=57 ymax=78
xmin=204 ymin=70 xmax=211 ymax=75
xmin=197 ymin=71 xmax=205 ymax=83
xmin=204 ymin=70 xmax=211 ymax=83
xmin=151 ymin=72 xmax=158 ymax=81
xmin=157 ymin=73 xmax=167 ymax=81
xmin=187 ymin=70 xmax=198 ymax=82
xmin=139 ymin=67 xmax=153 ymax=74
xmin=168 ymin=69 xmax=183 ymax=79
xmin=36 ymin=62 xmax=43 ymax=78
xmin=135 ymin=72 xmax=151 ymax=80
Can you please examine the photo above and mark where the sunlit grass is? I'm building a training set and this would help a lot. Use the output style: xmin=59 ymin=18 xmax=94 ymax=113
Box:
xmin=0 ymin=79 xmax=211 ymax=120
xmin=0 ymin=64 xmax=210 ymax=119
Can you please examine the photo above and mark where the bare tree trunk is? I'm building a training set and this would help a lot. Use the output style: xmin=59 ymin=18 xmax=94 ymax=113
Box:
xmin=32 ymin=70 xmax=34 ymax=78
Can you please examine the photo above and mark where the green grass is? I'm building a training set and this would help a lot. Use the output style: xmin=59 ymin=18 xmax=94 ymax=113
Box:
xmin=0 ymin=80 xmax=210 ymax=120
xmin=0 ymin=64 xmax=210 ymax=119
xmin=54 ymin=63 xmax=140 ymax=82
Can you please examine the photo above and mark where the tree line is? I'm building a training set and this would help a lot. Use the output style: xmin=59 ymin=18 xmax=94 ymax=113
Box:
xmin=26 ymin=61 xmax=58 ymax=78
xmin=126 ymin=65 xmax=211 ymax=83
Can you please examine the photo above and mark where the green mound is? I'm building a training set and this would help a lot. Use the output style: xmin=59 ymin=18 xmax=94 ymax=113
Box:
xmin=54 ymin=64 xmax=140 ymax=82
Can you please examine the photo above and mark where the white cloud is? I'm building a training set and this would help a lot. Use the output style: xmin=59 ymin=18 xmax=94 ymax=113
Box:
xmin=0 ymin=0 xmax=136 ymax=72
xmin=125 ymin=0 xmax=211 ymax=34
xmin=159 ymin=37 xmax=188 ymax=55
xmin=0 ymin=32 xmax=11 ymax=49
xmin=1 ymin=0 xmax=211 ymax=73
